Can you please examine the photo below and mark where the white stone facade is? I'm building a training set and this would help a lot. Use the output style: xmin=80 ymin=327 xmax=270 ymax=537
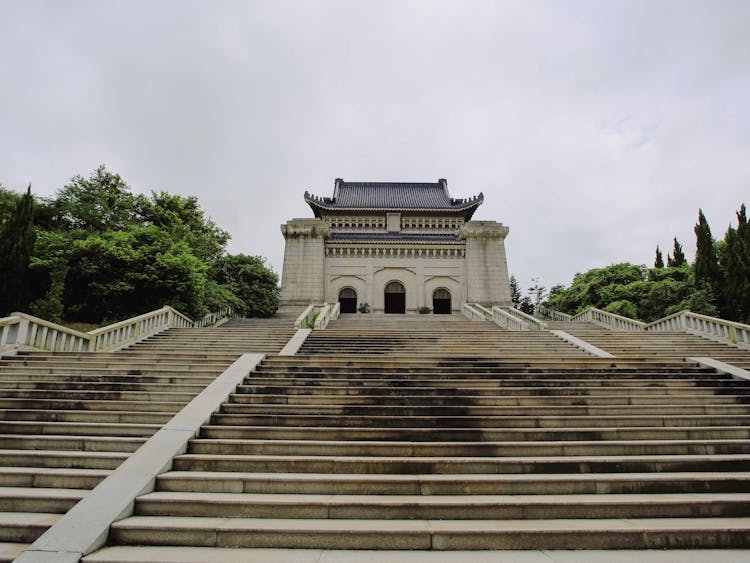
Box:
xmin=279 ymin=180 xmax=511 ymax=313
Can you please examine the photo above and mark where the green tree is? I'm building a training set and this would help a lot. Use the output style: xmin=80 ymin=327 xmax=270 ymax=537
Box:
xmin=667 ymin=238 xmax=686 ymax=267
xmin=509 ymin=275 xmax=522 ymax=308
xmin=52 ymin=165 xmax=137 ymax=231
xmin=0 ymin=186 xmax=36 ymax=315
xmin=693 ymin=209 xmax=722 ymax=309
xmin=212 ymin=254 xmax=279 ymax=317
xmin=721 ymin=204 xmax=750 ymax=322
xmin=654 ymin=245 xmax=664 ymax=269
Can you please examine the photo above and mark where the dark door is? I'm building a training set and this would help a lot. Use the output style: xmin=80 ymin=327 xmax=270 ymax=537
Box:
xmin=384 ymin=281 xmax=406 ymax=314
xmin=432 ymin=288 xmax=451 ymax=314
xmin=338 ymin=288 xmax=357 ymax=314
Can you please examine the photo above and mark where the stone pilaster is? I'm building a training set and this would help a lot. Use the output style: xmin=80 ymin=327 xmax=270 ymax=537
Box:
xmin=279 ymin=218 xmax=329 ymax=310
xmin=459 ymin=220 xmax=511 ymax=307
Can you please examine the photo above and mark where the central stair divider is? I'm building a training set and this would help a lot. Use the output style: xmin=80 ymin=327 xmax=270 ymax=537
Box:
xmin=15 ymin=353 xmax=265 ymax=563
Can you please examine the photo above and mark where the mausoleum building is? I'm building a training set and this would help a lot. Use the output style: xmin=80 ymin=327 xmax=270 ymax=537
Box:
xmin=280 ymin=179 xmax=512 ymax=313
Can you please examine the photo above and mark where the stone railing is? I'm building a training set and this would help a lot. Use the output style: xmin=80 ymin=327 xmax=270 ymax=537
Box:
xmin=314 ymin=304 xmax=332 ymax=329
xmin=0 ymin=305 xmax=233 ymax=354
xmin=491 ymin=306 xmax=530 ymax=331
xmin=535 ymin=304 xmax=572 ymax=322
xmin=195 ymin=307 xmax=235 ymax=328
xmin=1 ymin=313 xmax=91 ymax=353
xmin=646 ymin=310 xmax=750 ymax=347
xmin=88 ymin=306 xmax=196 ymax=351
xmin=541 ymin=305 xmax=750 ymax=349
xmin=571 ymin=307 xmax=647 ymax=331
xmin=501 ymin=307 xmax=548 ymax=331
xmin=462 ymin=303 xmax=487 ymax=321
xmin=294 ymin=302 xmax=340 ymax=330
xmin=294 ymin=304 xmax=317 ymax=329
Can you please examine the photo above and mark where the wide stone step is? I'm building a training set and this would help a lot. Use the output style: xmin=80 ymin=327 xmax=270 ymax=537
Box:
xmin=172 ymin=453 xmax=750 ymax=474
xmin=0 ymin=486 xmax=85 ymax=513
xmin=0 ymin=420 xmax=160 ymax=437
xmin=0 ymin=398 xmax=185 ymax=412
xmin=211 ymin=412 xmax=750 ymax=429
xmin=0 ymin=467 xmax=109 ymax=489
xmin=0 ymin=434 xmax=144 ymax=453
xmin=0 ymin=389 xmax=196 ymax=402
xmin=108 ymin=515 xmax=750 ymax=549
xmin=0 ymin=409 xmax=173 ymax=424
xmin=156 ymin=470 xmax=750 ymax=495
xmin=0 ymin=511 xmax=60 ymax=542
xmin=199 ymin=425 xmax=750 ymax=442
xmin=134 ymin=491 xmax=750 ymax=520
xmin=0 ymin=449 xmax=126 ymax=470
xmin=218 ymin=403 xmax=750 ymax=417
xmin=227 ymin=394 xmax=740 ymax=407
xmin=186 ymin=438 xmax=750 ymax=457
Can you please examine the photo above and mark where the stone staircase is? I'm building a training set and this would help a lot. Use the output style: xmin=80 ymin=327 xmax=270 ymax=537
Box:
xmin=546 ymin=321 xmax=750 ymax=368
xmin=0 ymin=317 xmax=296 ymax=561
xmin=81 ymin=316 xmax=750 ymax=559
xmin=300 ymin=315 xmax=593 ymax=358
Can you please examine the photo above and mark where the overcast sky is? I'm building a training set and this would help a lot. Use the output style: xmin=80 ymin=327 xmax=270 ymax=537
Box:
xmin=1 ymin=0 xmax=748 ymax=292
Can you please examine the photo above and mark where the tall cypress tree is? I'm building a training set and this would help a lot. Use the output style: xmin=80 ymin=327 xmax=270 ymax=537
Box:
xmin=670 ymin=237 xmax=686 ymax=267
xmin=722 ymin=204 xmax=750 ymax=322
xmin=654 ymin=246 xmax=664 ymax=268
xmin=693 ymin=209 xmax=722 ymax=300
xmin=0 ymin=186 xmax=36 ymax=315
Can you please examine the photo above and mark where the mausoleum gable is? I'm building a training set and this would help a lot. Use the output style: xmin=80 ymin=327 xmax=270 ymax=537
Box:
xmin=304 ymin=179 xmax=483 ymax=218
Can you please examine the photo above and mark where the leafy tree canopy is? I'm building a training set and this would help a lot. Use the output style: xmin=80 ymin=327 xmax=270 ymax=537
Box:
xmin=0 ymin=166 xmax=279 ymax=322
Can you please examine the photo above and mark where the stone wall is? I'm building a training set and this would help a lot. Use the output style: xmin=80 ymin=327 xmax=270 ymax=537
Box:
xmin=279 ymin=219 xmax=328 ymax=310
xmin=460 ymin=220 xmax=512 ymax=307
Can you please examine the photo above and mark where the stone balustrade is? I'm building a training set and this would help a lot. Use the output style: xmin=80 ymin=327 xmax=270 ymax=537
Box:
xmin=646 ymin=310 xmax=750 ymax=347
xmin=491 ymin=306 xmax=530 ymax=331
xmin=294 ymin=304 xmax=317 ymax=329
xmin=572 ymin=307 xmax=647 ymax=331
xmin=501 ymin=307 xmax=548 ymax=330
xmin=0 ymin=305 xmax=233 ymax=354
xmin=461 ymin=303 xmax=487 ymax=321
xmin=535 ymin=304 xmax=572 ymax=321
xmin=541 ymin=304 xmax=750 ymax=349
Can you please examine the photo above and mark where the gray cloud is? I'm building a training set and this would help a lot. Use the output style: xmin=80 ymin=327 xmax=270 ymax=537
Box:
xmin=1 ymin=0 xmax=748 ymax=292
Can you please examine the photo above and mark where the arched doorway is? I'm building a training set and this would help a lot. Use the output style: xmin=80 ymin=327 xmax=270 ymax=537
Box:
xmin=384 ymin=281 xmax=406 ymax=314
xmin=338 ymin=287 xmax=357 ymax=314
xmin=432 ymin=288 xmax=452 ymax=314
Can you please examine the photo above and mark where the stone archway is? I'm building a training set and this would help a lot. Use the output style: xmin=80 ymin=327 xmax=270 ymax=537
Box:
xmin=432 ymin=288 xmax=452 ymax=314
xmin=338 ymin=287 xmax=357 ymax=314
xmin=384 ymin=281 xmax=406 ymax=314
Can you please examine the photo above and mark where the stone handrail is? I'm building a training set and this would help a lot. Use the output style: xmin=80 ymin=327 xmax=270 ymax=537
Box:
xmin=1 ymin=313 xmax=91 ymax=353
xmin=462 ymin=303 xmax=487 ymax=321
xmin=541 ymin=304 xmax=750 ymax=349
xmin=535 ymin=304 xmax=572 ymax=322
xmin=314 ymin=303 xmax=332 ymax=329
xmin=491 ymin=306 xmax=530 ymax=331
xmin=195 ymin=307 xmax=235 ymax=328
xmin=1 ymin=305 xmax=232 ymax=354
xmin=330 ymin=301 xmax=341 ymax=321
xmin=646 ymin=310 xmax=750 ymax=347
xmin=571 ymin=307 xmax=647 ymax=331
xmin=294 ymin=304 xmax=316 ymax=329
xmin=502 ymin=307 xmax=548 ymax=330
xmin=473 ymin=304 xmax=494 ymax=318
xmin=88 ymin=306 xmax=195 ymax=352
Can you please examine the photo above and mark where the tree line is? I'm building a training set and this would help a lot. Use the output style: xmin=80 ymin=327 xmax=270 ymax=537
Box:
xmin=511 ymin=204 xmax=750 ymax=324
xmin=0 ymin=166 xmax=279 ymax=323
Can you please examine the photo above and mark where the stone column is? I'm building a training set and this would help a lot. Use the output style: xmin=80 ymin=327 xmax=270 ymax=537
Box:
xmin=459 ymin=221 xmax=512 ymax=307
xmin=279 ymin=219 xmax=329 ymax=311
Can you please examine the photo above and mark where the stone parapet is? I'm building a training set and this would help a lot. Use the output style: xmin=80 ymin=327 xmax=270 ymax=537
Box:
xmin=460 ymin=220 xmax=512 ymax=307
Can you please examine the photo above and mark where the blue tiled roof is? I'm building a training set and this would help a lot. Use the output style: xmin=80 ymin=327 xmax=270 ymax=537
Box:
xmin=328 ymin=232 xmax=460 ymax=243
xmin=305 ymin=179 xmax=483 ymax=216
